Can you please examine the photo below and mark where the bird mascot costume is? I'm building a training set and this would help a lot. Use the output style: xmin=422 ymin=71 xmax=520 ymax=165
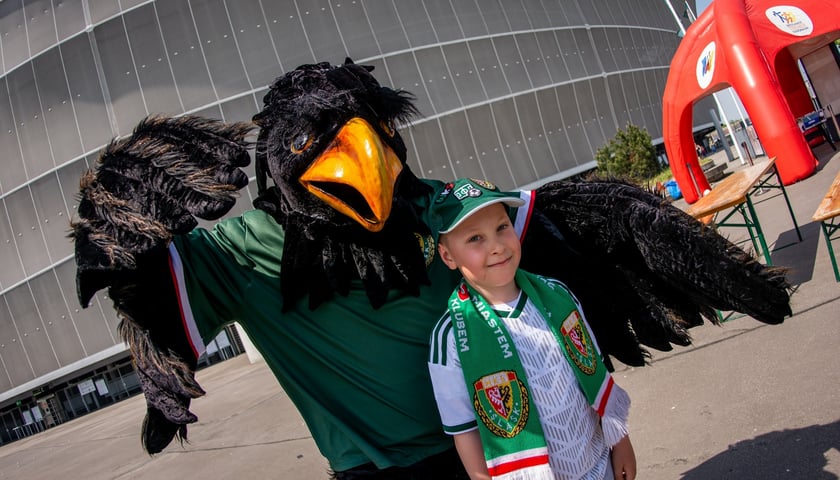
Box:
xmin=71 ymin=59 xmax=791 ymax=479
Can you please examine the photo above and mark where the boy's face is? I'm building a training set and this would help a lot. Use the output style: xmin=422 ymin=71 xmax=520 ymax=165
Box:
xmin=438 ymin=203 xmax=521 ymax=303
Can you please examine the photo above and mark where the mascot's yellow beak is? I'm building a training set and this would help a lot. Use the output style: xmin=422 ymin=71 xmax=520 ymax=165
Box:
xmin=300 ymin=117 xmax=403 ymax=232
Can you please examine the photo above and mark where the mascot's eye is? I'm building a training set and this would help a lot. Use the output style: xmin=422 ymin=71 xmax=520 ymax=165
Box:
xmin=290 ymin=134 xmax=313 ymax=154
xmin=379 ymin=120 xmax=396 ymax=138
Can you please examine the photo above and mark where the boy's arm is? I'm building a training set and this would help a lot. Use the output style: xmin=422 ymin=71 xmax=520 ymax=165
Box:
xmin=453 ymin=430 xmax=491 ymax=480
xmin=610 ymin=434 xmax=637 ymax=480
xmin=429 ymin=314 xmax=487 ymax=479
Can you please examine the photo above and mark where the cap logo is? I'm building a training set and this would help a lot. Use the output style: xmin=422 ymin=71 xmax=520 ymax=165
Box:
xmin=471 ymin=179 xmax=496 ymax=190
xmin=435 ymin=182 xmax=455 ymax=204
xmin=453 ymin=182 xmax=482 ymax=201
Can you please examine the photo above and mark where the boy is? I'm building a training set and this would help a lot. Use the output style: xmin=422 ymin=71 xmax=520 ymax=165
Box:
xmin=427 ymin=178 xmax=636 ymax=480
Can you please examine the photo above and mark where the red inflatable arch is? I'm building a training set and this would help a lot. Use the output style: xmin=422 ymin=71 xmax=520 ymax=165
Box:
xmin=663 ymin=0 xmax=840 ymax=203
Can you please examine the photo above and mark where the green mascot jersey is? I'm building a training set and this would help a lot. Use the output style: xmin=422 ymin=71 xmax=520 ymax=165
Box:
xmin=170 ymin=209 xmax=455 ymax=471
xmin=167 ymin=181 xmax=532 ymax=471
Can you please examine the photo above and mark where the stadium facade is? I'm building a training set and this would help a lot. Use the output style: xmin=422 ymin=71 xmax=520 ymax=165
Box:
xmin=0 ymin=0 xmax=709 ymax=442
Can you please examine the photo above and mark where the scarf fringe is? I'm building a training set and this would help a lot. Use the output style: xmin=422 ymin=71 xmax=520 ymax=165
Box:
xmin=601 ymin=383 xmax=631 ymax=447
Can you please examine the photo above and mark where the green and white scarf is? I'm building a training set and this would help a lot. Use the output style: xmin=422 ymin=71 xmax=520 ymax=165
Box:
xmin=449 ymin=270 xmax=615 ymax=479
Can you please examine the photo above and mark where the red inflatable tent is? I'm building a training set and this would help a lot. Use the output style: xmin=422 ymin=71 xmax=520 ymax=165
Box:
xmin=662 ymin=0 xmax=840 ymax=203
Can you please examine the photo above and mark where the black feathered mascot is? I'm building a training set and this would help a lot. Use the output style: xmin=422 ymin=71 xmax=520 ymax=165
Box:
xmin=71 ymin=59 xmax=790 ymax=479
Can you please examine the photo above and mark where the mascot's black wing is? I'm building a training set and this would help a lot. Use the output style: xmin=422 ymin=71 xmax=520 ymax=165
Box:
xmin=70 ymin=115 xmax=253 ymax=453
xmin=520 ymin=178 xmax=791 ymax=370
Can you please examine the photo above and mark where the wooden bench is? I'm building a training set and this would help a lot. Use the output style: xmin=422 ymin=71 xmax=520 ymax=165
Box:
xmin=685 ymin=158 xmax=802 ymax=265
xmin=702 ymin=162 xmax=727 ymax=182
xmin=812 ymin=168 xmax=840 ymax=281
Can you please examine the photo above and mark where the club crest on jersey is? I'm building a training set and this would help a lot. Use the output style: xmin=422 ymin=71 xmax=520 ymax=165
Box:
xmin=473 ymin=370 xmax=529 ymax=438
xmin=414 ymin=232 xmax=435 ymax=267
xmin=560 ymin=311 xmax=597 ymax=375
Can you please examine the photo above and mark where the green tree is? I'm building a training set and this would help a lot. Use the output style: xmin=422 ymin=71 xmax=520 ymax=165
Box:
xmin=595 ymin=123 xmax=660 ymax=181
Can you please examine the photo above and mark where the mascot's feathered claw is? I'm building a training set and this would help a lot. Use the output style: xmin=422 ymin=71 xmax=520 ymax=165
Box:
xmin=71 ymin=116 xmax=253 ymax=453
xmin=70 ymin=59 xmax=791 ymax=461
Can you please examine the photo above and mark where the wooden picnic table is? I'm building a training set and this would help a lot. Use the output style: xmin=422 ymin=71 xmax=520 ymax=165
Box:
xmin=812 ymin=167 xmax=840 ymax=281
xmin=685 ymin=157 xmax=801 ymax=264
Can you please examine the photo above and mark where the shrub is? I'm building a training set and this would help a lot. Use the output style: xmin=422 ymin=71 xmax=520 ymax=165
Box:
xmin=595 ymin=123 xmax=660 ymax=181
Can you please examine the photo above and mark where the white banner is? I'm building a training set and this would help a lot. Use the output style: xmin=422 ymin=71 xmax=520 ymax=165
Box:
xmin=77 ymin=379 xmax=96 ymax=395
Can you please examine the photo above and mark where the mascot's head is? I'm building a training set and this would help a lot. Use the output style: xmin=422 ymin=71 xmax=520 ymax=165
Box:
xmin=253 ymin=58 xmax=420 ymax=232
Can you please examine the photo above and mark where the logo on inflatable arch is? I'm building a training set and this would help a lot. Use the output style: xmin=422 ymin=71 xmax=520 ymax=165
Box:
xmin=766 ymin=6 xmax=814 ymax=36
xmin=695 ymin=42 xmax=716 ymax=90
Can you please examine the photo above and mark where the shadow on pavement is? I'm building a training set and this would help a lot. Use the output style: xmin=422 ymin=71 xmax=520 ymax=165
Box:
xmin=770 ymin=221 xmax=821 ymax=286
xmin=681 ymin=420 xmax=840 ymax=480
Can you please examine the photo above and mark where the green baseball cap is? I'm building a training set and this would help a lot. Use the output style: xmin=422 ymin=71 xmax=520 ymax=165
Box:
xmin=430 ymin=178 xmax=525 ymax=237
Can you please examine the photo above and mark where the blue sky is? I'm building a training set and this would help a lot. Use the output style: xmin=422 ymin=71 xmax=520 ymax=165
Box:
xmin=696 ymin=0 xmax=712 ymax=14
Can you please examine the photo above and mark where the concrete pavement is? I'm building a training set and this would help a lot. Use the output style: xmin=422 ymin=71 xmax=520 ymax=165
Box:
xmin=621 ymin=143 xmax=840 ymax=479
xmin=1 ymin=145 xmax=839 ymax=479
